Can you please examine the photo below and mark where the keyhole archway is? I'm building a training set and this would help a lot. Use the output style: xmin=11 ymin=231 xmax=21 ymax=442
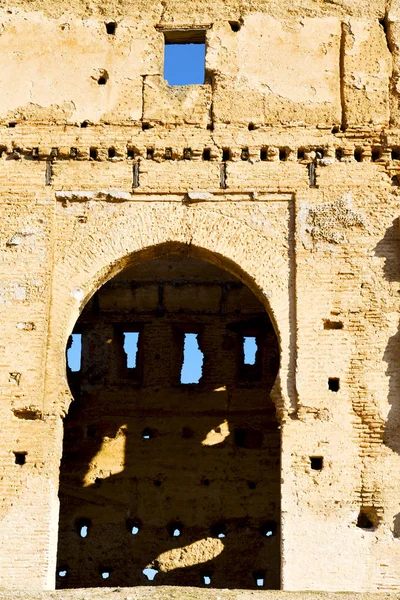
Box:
xmin=56 ymin=243 xmax=282 ymax=590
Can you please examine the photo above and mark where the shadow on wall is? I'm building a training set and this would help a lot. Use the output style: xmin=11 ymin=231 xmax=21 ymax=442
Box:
xmin=374 ymin=218 xmax=400 ymax=537
xmin=56 ymin=251 xmax=281 ymax=590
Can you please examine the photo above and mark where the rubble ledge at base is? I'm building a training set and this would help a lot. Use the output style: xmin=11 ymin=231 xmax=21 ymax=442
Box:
xmin=0 ymin=589 xmax=399 ymax=600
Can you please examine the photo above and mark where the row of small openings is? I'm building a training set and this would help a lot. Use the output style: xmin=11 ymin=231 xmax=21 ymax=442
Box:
xmin=67 ymin=332 xmax=259 ymax=385
xmin=2 ymin=144 xmax=400 ymax=163
xmin=91 ymin=475 xmax=265 ymax=489
xmin=58 ymin=567 xmax=268 ymax=587
xmin=87 ymin=424 xmax=267 ymax=449
xmin=75 ymin=518 xmax=277 ymax=539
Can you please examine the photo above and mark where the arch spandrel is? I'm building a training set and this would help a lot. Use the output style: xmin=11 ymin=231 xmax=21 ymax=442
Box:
xmin=46 ymin=200 xmax=295 ymax=418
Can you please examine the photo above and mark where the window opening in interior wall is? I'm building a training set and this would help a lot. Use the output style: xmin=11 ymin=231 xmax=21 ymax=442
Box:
xmin=201 ymin=571 xmax=212 ymax=585
xmin=58 ymin=568 xmax=68 ymax=578
xmin=123 ymin=332 xmax=139 ymax=368
xmin=243 ymin=336 xmax=257 ymax=365
xmin=143 ymin=567 xmax=158 ymax=581
xmin=253 ymin=571 xmax=266 ymax=587
xmin=67 ymin=333 xmax=82 ymax=372
xmin=163 ymin=30 xmax=206 ymax=86
xmin=180 ymin=333 xmax=203 ymax=384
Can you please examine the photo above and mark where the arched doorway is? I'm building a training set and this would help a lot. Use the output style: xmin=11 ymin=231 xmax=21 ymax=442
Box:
xmin=56 ymin=246 xmax=281 ymax=589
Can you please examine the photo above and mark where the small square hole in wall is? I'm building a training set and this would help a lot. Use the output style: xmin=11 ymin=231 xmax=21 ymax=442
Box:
xmin=328 ymin=377 xmax=340 ymax=392
xmin=14 ymin=451 xmax=27 ymax=465
xmin=310 ymin=456 xmax=323 ymax=470
xmin=392 ymin=147 xmax=400 ymax=161
xmin=164 ymin=30 xmax=206 ymax=85
xmin=371 ymin=147 xmax=382 ymax=162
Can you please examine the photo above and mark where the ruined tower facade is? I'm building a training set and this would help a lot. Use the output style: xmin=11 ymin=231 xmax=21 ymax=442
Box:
xmin=1 ymin=0 xmax=400 ymax=593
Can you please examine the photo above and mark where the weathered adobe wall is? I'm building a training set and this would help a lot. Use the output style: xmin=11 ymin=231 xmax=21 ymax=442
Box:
xmin=57 ymin=257 xmax=280 ymax=589
xmin=0 ymin=0 xmax=400 ymax=595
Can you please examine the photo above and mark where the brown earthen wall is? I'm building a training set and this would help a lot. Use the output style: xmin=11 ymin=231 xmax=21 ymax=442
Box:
xmin=0 ymin=0 xmax=400 ymax=593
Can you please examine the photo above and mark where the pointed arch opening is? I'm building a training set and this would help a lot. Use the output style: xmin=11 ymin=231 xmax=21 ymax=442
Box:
xmin=57 ymin=243 xmax=281 ymax=590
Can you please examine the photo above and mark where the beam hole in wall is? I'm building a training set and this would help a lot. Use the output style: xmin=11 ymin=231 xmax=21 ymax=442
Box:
xmin=357 ymin=507 xmax=378 ymax=530
xmin=126 ymin=519 xmax=141 ymax=535
xmin=14 ymin=451 xmax=26 ymax=465
xmin=310 ymin=456 xmax=323 ymax=470
xmin=248 ymin=122 xmax=255 ymax=131
xmin=89 ymin=147 xmax=98 ymax=160
xmin=81 ymin=121 xmax=89 ymax=128
xmin=260 ymin=148 xmax=267 ymax=161
xmin=201 ymin=570 xmax=212 ymax=585
xmin=229 ymin=21 xmax=241 ymax=32
xmin=241 ymin=148 xmax=249 ymax=161
xmin=8 ymin=122 xmax=16 ymax=128
xmin=58 ymin=249 xmax=281 ymax=589
xmin=165 ymin=147 xmax=173 ymax=159
xmin=167 ymin=521 xmax=184 ymax=537
xmin=142 ymin=427 xmax=155 ymax=440
xmin=328 ymin=377 xmax=340 ymax=392
xmin=297 ymin=148 xmax=305 ymax=160
xmin=97 ymin=71 xmax=109 ymax=85
xmin=182 ymin=426 xmax=194 ymax=439
xmin=335 ymin=148 xmax=343 ymax=161
xmin=222 ymin=148 xmax=231 ymax=161
xmin=127 ymin=147 xmax=135 ymax=159
xmin=371 ymin=147 xmax=382 ymax=162
xmin=70 ymin=147 xmax=78 ymax=158
xmin=279 ymin=148 xmax=288 ymax=161
xmin=392 ymin=147 xmax=400 ymax=161
xmin=354 ymin=148 xmax=363 ymax=162
xmin=202 ymin=148 xmax=211 ymax=161
xmin=211 ymin=523 xmax=226 ymax=538
xmin=323 ymin=319 xmax=343 ymax=330
xmin=147 ymin=148 xmax=154 ymax=160
xmin=75 ymin=518 xmax=91 ymax=538
xmin=183 ymin=148 xmax=192 ymax=160
xmin=108 ymin=147 xmax=116 ymax=159
xmin=163 ymin=30 xmax=206 ymax=85
xmin=253 ymin=570 xmax=266 ymax=587
xmin=100 ymin=569 xmax=111 ymax=580
xmin=105 ymin=21 xmax=117 ymax=35
xmin=180 ymin=333 xmax=203 ymax=384
xmin=260 ymin=521 xmax=277 ymax=537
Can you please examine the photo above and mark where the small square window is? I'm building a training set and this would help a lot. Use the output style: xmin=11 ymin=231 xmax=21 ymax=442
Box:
xmin=328 ymin=377 xmax=340 ymax=392
xmin=163 ymin=30 xmax=206 ymax=86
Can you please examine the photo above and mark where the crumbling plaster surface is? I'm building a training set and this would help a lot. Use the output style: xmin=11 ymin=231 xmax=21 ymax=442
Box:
xmin=0 ymin=1 xmax=394 ymax=127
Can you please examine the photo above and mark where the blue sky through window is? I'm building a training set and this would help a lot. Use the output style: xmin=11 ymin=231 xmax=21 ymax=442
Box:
xmin=164 ymin=43 xmax=205 ymax=85
xmin=123 ymin=332 xmax=139 ymax=368
xmin=181 ymin=333 xmax=203 ymax=383
xmin=243 ymin=336 xmax=257 ymax=365
xmin=67 ymin=333 xmax=82 ymax=372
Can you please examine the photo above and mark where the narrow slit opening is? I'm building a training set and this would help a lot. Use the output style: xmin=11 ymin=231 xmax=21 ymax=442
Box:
xmin=180 ymin=333 xmax=203 ymax=384
xmin=67 ymin=333 xmax=82 ymax=372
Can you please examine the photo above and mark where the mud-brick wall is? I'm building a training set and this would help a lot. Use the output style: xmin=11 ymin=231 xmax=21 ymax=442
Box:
xmin=0 ymin=0 xmax=400 ymax=593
